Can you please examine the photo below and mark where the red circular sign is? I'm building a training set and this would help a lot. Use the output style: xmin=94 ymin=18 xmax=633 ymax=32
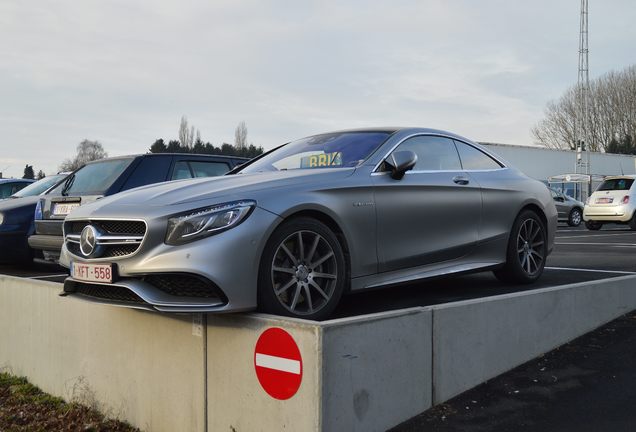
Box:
xmin=254 ymin=327 xmax=303 ymax=400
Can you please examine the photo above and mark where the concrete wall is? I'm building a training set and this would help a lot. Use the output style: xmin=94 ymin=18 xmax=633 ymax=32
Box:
xmin=0 ymin=275 xmax=205 ymax=432
xmin=431 ymin=275 xmax=636 ymax=403
xmin=321 ymin=309 xmax=432 ymax=432
xmin=206 ymin=313 xmax=322 ymax=431
xmin=2 ymin=274 xmax=636 ymax=431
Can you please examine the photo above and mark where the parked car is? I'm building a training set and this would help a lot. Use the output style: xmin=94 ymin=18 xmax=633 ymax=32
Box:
xmin=59 ymin=128 xmax=557 ymax=320
xmin=549 ymin=187 xmax=584 ymax=227
xmin=0 ymin=178 xmax=34 ymax=199
xmin=29 ymin=153 xmax=248 ymax=263
xmin=583 ymin=175 xmax=636 ymax=230
xmin=0 ymin=174 xmax=69 ymax=263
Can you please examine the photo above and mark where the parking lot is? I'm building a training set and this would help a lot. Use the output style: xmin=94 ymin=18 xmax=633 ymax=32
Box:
xmin=2 ymin=223 xmax=634 ymax=318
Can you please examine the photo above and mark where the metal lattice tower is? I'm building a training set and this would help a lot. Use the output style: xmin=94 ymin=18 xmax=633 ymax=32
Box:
xmin=575 ymin=0 xmax=590 ymax=178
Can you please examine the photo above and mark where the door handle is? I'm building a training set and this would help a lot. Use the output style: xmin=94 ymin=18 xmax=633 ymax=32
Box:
xmin=453 ymin=176 xmax=470 ymax=185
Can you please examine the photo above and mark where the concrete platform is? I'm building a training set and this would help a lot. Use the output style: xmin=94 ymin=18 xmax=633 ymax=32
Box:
xmin=1 ymin=273 xmax=636 ymax=431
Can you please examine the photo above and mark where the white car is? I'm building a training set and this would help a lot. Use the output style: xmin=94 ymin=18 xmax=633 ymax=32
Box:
xmin=583 ymin=175 xmax=636 ymax=230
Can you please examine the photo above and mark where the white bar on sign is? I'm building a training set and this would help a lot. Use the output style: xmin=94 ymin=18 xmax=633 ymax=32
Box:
xmin=255 ymin=353 xmax=301 ymax=374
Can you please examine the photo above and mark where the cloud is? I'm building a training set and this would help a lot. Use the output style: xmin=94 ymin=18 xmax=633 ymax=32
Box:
xmin=0 ymin=1 xmax=635 ymax=177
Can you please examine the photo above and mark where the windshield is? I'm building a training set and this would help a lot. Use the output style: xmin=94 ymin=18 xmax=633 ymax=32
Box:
xmin=239 ymin=132 xmax=391 ymax=174
xmin=11 ymin=174 xmax=66 ymax=198
xmin=597 ymin=178 xmax=634 ymax=191
xmin=51 ymin=158 xmax=134 ymax=196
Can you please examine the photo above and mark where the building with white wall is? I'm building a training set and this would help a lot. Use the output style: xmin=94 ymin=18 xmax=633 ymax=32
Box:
xmin=481 ymin=142 xmax=636 ymax=181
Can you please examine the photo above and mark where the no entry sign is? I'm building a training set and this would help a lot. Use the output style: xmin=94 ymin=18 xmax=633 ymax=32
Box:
xmin=254 ymin=327 xmax=303 ymax=400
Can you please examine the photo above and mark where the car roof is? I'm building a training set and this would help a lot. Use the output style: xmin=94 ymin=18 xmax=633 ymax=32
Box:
xmin=311 ymin=127 xmax=477 ymax=143
xmin=602 ymin=175 xmax=636 ymax=180
xmin=84 ymin=153 xmax=249 ymax=165
xmin=0 ymin=178 xmax=34 ymax=184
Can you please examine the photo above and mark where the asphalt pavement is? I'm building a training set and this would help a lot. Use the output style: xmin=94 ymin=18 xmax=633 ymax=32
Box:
xmin=393 ymin=310 xmax=636 ymax=432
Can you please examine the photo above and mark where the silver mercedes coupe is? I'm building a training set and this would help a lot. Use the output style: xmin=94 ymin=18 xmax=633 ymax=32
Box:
xmin=59 ymin=128 xmax=557 ymax=320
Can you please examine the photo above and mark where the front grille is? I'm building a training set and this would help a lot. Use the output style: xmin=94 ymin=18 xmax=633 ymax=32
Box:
xmin=144 ymin=274 xmax=225 ymax=300
xmin=65 ymin=219 xmax=146 ymax=259
xmin=66 ymin=220 xmax=146 ymax=236
xmin=68 ymin=243 xmax=139 ymax=258
xmin=99 ymin=221 xmax=146 ymax=236
xmin=73 ymin=282 xmax=145 ymax=304
xmin=69 ymin=221 xmax=90 ymax=233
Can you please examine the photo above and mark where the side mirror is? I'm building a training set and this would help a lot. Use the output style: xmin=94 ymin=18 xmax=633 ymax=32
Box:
xmin=554 ymin=196 xmax=565 ymax=202
xmin=385 ymin=151 xmax=418 ymax=180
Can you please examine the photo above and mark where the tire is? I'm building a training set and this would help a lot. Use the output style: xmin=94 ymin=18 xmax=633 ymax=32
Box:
xmin=629 ymin=215 xmax=636 ymax=231
xmin=258 ymin=217 xmax=346 ymax=320
xmin=585 ymin=220 xmax=602 ymax=231
xmin=493 ymin=210 xmax=547 ymax=284
xmin=567 ymin=208 xmax=582 ymax=227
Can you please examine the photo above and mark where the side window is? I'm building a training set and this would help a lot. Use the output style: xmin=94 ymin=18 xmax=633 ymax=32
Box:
xmin=391 ymin=136 xmax=461 ymax=171
xmin=171 ymin=161 xmax=193 ymax=180
xmin=11 ymin=183 xmax=25 ymax=195
xmin=454 ymin=141 xmax=503 ymax=170
xmin=0 ymin=183 xmax=12 ymax=198
xmin=189 ymin=161 xmax=230 ymax=177
xmin=122 ymin=156 xmax=172 ymax=190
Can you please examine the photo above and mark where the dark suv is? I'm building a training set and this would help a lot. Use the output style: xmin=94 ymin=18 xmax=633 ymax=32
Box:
xmin=28 ymin=153 xmax=248 ymax=262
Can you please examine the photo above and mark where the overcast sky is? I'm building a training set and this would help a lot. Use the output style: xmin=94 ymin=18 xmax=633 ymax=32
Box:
xmin=1 ymin=1 xmax=635 ymax=178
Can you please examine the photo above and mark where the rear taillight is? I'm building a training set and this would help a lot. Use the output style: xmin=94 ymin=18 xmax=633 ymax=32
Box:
xmin=622 ymin=195 xmax=630 ymax=204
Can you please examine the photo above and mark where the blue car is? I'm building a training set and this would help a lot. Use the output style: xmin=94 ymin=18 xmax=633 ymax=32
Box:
xmin=0 ymin=174 xmax=68 ymax=263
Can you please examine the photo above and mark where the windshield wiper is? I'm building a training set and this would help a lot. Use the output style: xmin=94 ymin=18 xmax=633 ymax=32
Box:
xmin=61 ymin=173 xmax=76 ymax=196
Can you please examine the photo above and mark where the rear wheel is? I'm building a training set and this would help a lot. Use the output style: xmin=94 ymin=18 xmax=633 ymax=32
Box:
xmin=258 ymin=217 xmax=346 ymax=320
xmin=567 ymin=208 xmax=582 ymax=227
xmin=629 ymin=215 xmax=636 ymax=231
xmin=494 ymin=210 xmax=547 ymax=284
xmin=585 ymin=220 xmax=602 ymax=231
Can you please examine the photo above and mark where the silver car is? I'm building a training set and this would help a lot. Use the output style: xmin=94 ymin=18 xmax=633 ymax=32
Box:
xmin=59 ymin=128 xmax=557 ymax=320
xmin=549 ymin=187 xmax=584 ymax=227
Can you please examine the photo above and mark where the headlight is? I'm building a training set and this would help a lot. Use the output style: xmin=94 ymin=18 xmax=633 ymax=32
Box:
xmin=165 ymin=200 xmax=255 ymax=245
xmin=34 ymin=199 xmax=43 ymax=220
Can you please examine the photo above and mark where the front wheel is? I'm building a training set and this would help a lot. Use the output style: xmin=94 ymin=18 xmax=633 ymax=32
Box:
xmin=585 ymin=220 xmax=602 ymax=231
xmin=494 ymin=210 xmax=547 ymax=284
xmin=568 ymin=208 xmax=582 ymax=227
xmin=258 ymin=217 xmax=346 ymax=320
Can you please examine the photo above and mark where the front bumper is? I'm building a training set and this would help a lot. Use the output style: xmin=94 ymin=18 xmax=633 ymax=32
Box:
xmin=59 ymin=207 xmax=282 ymax=313
xmin=62 ymin=274 xmax=228 ymax=313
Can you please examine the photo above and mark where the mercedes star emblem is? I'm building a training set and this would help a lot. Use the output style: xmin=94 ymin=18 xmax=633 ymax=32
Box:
xmin=79 ymin=225 xmax=98 ymax=257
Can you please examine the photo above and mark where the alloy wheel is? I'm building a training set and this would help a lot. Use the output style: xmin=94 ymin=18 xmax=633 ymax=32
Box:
xmin=271 ymin=230 xmax=338 ymax=316
xmin=516 ymin=218 xmax=545 ymax=276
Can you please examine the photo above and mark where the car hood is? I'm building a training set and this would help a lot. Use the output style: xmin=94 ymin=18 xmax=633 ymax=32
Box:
xmin=0 ymin=195 xmax=40 ymax=212
xmin=67 ymin=168 xmax=355 ymax=217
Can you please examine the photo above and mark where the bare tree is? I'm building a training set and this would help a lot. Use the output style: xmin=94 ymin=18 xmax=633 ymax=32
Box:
xmin=533 ymin=65 xmax=636 ymax=152
xmin=234 ymin=121 xmax=248 ymax=150
xmin=59 ymin=140 xmax=108 ymax=172
xmin=178 ymin=116 xmax=195 ymax=148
